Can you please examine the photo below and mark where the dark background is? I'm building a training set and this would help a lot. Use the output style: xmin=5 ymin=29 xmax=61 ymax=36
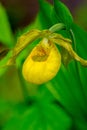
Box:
xmin=0 ymin=0 xmax=87 ymax=31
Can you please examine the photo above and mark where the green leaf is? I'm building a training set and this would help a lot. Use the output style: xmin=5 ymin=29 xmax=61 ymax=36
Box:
xmin=38 ymin=0 xmax=53 ymax=29
xmin=71 ymin=23 xmax=87 ymax=59
xmin=0 ymin=3 xmax=14 ymax=47
xmin=53 ymin=0 xmax=73 ymax=28
xmin=50 ymin=8 xmax=60 ymax=25
xmin=71 ymin=23 xmax=87 ymax=101
xmin=3 ymin=99 xmax=71 ymax=130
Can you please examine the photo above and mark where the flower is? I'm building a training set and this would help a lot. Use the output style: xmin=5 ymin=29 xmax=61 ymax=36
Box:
xmin=7 ymin=26 xmax=87 ymax=84
xmin=22 ymin=38 xmax=61 ymax=84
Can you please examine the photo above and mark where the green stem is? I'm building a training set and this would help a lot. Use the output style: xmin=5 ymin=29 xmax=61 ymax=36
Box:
xmin=69 ymin=29 xmax=76 ymax=50
xmin=45 ymin=82 xmax=59 ymax=101
xmin=49 ymin=23 xmax=65 ymax=33
xmin=18 ymin=67 xmax=29 ymax=102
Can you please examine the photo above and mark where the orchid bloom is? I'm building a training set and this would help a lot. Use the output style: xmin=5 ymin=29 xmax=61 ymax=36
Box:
xmin=7 ymin=24 xmax=87 ymax=84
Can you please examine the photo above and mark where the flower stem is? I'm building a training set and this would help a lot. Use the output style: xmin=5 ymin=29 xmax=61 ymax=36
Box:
xmin=49 ymin=23 xmax=65 ymax=33
xmin=45 ymin=82 xmax=60 ymax=101
xmin=18 ymin=67 xmax=29 ymax=102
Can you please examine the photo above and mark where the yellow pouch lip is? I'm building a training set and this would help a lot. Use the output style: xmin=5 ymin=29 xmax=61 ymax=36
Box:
xmin=22 ymin=38 xmax=61 ymax=84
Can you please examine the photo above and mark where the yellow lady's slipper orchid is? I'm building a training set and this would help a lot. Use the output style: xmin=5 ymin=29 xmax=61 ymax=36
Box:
xmin=6 ymin=26 xmax=87 ymax=85
xmin=22 ymin=38 xmax=61 ymax=84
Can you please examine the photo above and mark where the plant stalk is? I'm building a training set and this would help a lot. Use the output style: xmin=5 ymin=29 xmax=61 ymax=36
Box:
xmin=18 ymin=66 xmax=29 ymax=102
xmin=49 ymin=23 xmax=65 ymax=33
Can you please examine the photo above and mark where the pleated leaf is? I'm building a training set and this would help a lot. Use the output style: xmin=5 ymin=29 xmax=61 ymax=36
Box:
xmin=53 ymin=0 xmax=73 ymax=28
xmin=0 ymin=3 xmax=14 ymax=47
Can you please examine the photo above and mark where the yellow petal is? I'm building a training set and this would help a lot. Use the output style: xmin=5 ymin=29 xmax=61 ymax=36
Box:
xmin=22 ymin=38 xmax=61 ymax=84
